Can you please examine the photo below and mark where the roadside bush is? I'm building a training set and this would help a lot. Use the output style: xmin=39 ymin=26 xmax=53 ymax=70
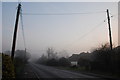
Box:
xmin=58 ymin=57 xmax=70 ymax=67
xmin=46 ymin=58 xmax=58 ymax=66
xmin=14 ymin=50 xmax=31 ymax=78
xmin=78 ymin=58 xmax=90 ymax=70
xmin=2 ymin=54 xmax=15 ymax=78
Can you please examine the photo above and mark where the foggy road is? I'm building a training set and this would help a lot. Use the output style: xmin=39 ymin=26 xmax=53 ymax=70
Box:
xmin=23 ymin=62 xmax=108 ymax=79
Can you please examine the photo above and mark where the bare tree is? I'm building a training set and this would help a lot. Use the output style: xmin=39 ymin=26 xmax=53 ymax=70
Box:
xmin=47 ymin=48 xmax=57 ymax=59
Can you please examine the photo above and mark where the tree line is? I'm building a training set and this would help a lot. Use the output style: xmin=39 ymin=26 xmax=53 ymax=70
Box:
xmin=37 ymin=44 xmax=120 ymax=76
xmin=37 ymin=48 xmax=70 ymax=67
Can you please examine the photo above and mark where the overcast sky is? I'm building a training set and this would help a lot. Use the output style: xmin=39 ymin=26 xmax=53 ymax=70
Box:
xmin=2 ymin=2 xmax=118 ymax=57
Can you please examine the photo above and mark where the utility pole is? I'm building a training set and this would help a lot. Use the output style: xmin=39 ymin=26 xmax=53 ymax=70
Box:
xmin=11 ymin=3 xmax=21 ymax=61
xmin=106 ymin=9 xmax=113 ymax=50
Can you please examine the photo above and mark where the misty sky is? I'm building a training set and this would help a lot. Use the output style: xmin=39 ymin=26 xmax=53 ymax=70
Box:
xmin=2 ymin=2 xmax=118 ymax=57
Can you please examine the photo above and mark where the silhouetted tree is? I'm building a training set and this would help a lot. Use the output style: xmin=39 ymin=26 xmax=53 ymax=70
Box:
xmin=78 ymin=57 xmax=91 ymax=70
xmin=58 ymin=57 xmax=70 ymax=67
xmin=46 ymin=58 xmax=58 ymax=66
xmin=47 ymin=48 xmax=57 ymax=59
xmin=37 ymin=54 xmax=47 ymax=64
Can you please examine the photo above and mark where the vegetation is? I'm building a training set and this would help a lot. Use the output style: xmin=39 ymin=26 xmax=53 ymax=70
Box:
xmin=37 ymin=44 xmax=120 ymax=77
xmin=37 ymin=48 xmax=70 ymax=67
xmin=2 ymin=50 xmax=31 ymax=78
xmin=58 ymin=57 xmax=70 ymax=67
xmin=77 ymin=43 xmax=120 ymax=77
xmin=14 ymin=50 xmax=31 ymax=78
xmin=2 ymin=53 xmax=15 ymax=79
xmin=89 ymin=44 xmax=120 ymax=76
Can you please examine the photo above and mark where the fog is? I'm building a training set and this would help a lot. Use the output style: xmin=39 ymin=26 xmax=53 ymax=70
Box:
xmin=2 ymin=2 xmax=118 ymax=62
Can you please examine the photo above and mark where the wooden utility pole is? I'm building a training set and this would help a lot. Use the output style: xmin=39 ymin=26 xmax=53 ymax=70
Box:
xmin=107 ymin=9 xmax=113 ymax=50
xmin=11 ymin=4 xmax=21 ymax=61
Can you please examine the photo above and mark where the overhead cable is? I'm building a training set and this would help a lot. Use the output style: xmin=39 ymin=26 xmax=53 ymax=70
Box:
xmin=22 ymin=11 xmax=106 ymax=15
xmin=20 ymin=8 xmax=27 ymax=50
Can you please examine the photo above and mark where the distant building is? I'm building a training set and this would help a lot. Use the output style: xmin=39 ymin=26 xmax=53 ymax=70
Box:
xmin=68 ymin=54 xmax=79 ymax=67
xmin=68 ymin=52 xmax=92 ymax=67
xmin=68 ymin=54 xmax=79 ymax=61
xmin=70 ymin=61 xmax=78 ymax=67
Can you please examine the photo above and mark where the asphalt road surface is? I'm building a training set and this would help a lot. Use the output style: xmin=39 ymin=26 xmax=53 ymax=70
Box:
xmin=22 ymin=62 xmax=110 ymax=80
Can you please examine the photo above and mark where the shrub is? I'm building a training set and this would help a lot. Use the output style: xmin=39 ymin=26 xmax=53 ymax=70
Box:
xmin=2 ymin=54 xmax=15 ymax=78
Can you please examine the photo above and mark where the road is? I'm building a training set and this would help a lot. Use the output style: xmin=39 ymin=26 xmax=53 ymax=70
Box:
xmin=23 ymin=62 xmax=108 ymax=79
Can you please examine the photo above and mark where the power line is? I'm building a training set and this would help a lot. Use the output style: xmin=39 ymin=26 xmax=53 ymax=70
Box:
xmin=77 ymin=20 xmax=106 ymax=40
xmin=66 ymin=19 xmax=107 ymax=47
xmin=22 ymin=11 xmax=105 ymax=15
xmin=20 ymin=8 xmax=27 ymax=50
